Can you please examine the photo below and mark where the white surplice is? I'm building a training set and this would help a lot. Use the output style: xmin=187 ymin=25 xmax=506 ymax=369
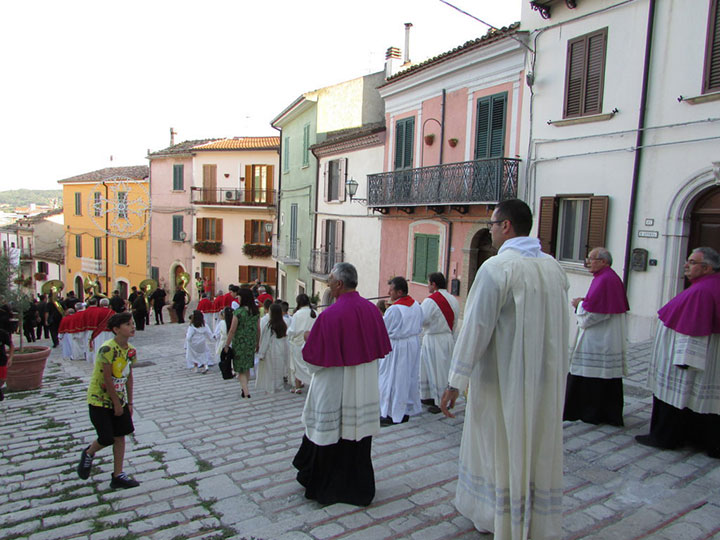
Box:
xmin=420 ymin=289 xmax=459 ymax=404
xmin=212 ymin=321 xmax=228 ymax=366
xmin=647 ymin=324 xmax=720 ymax=414
xmin=185 ymin=325 xmax=212 ymax=368
xmin=257 ymin=322 xmax=290 ymax=394
xmin=569 ymin=302 xmax=627 ymax=379
xmin=203 ymin=312 xmax=215 ymax=333
xmin=71 ymin=332 xmax=86 ymax=361
xmin=302 ymin=360 xmax=380 ymax=446
xmin=287 ymin=307 xmax=316 ymax=385
xmin=379 ymin=300 xmax=423 ymax=423
xmin=448 ymin=238 xmax=569 ymax=540
xmin=59 ymin=333 xmax=72 ymax=361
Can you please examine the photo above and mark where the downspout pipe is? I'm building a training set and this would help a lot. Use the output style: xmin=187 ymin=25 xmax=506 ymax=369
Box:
xmin=622 ymin=0 xmax=656 ymax=288
xmin=439 ymin=89 xmax=446 ymax=165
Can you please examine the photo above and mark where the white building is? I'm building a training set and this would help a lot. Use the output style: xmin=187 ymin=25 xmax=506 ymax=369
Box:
xmin=521 ymin=0 xmax=720 ymax=340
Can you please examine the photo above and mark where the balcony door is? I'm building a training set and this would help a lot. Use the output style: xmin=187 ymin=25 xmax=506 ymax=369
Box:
xmin=289 ymin=203 xmax=298 ymax=259
xmin=321 ymin=219 xmax=343 ymax=274
xmin=474 ymin=92 xmax=507 ymax=199
xmin=245 ymin=165 xmax=274 ymax=204
xmin=203 ymin=164 xmax=217 ymax=203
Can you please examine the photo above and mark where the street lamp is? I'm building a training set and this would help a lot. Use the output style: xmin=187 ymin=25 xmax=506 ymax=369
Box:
xmin=264 ymin=221 xmax=273 ymax=243
xmin=345 ymin=177 xmax=366 ymax=204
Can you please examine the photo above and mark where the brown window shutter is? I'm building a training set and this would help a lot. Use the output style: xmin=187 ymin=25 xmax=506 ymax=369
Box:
xmin=339 ymin=158 xmax=347 ymax=201
xmin=584 ymin=29 xmax=607 ymax=115
xmin=587 ymin=196 xmax=609 ymax=254
xmin=238 ymin=266 xmax=249 ymax=283
xmin=320 ymin=219 xmax=327 ymax=249
xmin=703 ymin=0 xmax=720 ymax=93
xmin=564 ymin=37 xmax=586 ymax=118
xmin=323 ymin=162 xmax=329 ymax=203
xmin=245 ymin=165 xmax=253 ymax=202
xmin=267 ymin=267 xmax=277 ymax=285
xmin=197 ymin=218 xmax=205 ymax=242
xmin=216 ymin=219 xmax=223 ymax=243
xmin=335 ymin=219 xmax=344 ymax=254
xmin=244 ymin=220 xmax=252 ymax=243
xmin=266 ymin=165 xmax=274 ymax=205
xmin=538 ymin=197 xmax=558 ymax=255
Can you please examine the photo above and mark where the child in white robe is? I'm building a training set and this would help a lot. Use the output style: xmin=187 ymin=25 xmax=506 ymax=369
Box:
xmin=185 ymin=310 xmax=212 ymax=373
xmin=213 ymin=307 xmax=233 ymax=369
xmin=256 ymin=304 xmax=289 ymax=394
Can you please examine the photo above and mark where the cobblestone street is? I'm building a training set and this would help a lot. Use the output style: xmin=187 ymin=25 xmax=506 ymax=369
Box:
xmin=2 ymin=322 xmax=720 ymax=540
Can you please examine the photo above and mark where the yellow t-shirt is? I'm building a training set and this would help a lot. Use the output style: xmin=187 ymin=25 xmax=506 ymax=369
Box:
xmin=87 ymin=338 xmax=136 ymax=408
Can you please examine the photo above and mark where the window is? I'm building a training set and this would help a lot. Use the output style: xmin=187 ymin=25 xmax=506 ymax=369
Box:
xmin=244 ymin=165 xmax=273 ymax=203
xmin=245 ymin=220 xmax=272 ymax=244
xmin=283 ymin=136 xmax=290 ymax=172
xmin=93 ymin=192 xmax=102 ymax=217
xmin=412 ymin=234 xmax=439 ymax=283
xmin=563 ymin=28 xmax=608 ymax=118
xmin=302 ymin=124 xmax=310 ymax=167
xmin=704 ymin=0 xmax=720 ymax=93
xmin=75 ymin=235 xmax=82 ymax=258
xmin=538 ymin=195 xmax=609 ymax=262
xmin=394 ymin=117 xmax=415 ymax=170
xmin=196 ymin=218 xmax=223 ymax=242
xmin=172 ymin=215 xmax=184 ymax=241
xmin=74 ymin=192 xmax=82 ymax=215
xmin=173 ymin=164 xmax=184 ymax=190
xmin=118 ymin=239 xmax=127 ymax=265
xmin=151 ymin=266 xmax=159 ymax=282
xmin=238 ymin=265 xmax=277 ymax=284
xmin=475 ymin=93 xmax=507 ymax=159
xmin=37 ymin=261 xmax=49 ymax=273
xmin=324 ymin=158 xmax=346 ymax=202
xmin=117 ymin=192 xmax=128 ymax=219
xmin=94 ymin=237 xmax=102 ymax=260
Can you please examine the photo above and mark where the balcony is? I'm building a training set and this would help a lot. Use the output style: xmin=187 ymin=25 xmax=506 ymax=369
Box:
xmin=191 ymin=187 xmax=276 ymax=207
xmin=367 ymin=157 xmax=520 ymax=211
xmin=309 ymin=250 xmax=344 ymax=278
xmin=81 ymin=258 xmax=106 ymax=275
xmin=272 ymin=235 xmax=301 ymax=266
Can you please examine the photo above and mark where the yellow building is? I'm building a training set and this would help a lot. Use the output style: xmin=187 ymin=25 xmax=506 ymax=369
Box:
xmin=58 ymin=166 xmax=150 ymax=299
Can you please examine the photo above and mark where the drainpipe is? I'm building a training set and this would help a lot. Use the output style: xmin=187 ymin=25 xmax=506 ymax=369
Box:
xmin=622 ymin=0 xmax=656 ymax=288
xmin=445 ymin=220 xmax=453 ymax=280
xmin=439 ymin=89 xmax=446 ymax=165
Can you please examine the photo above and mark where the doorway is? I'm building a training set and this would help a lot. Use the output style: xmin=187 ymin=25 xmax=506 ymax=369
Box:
xmin=688 ymin=187 xmax=720 ymax=254
xmin=201 ymin=263 xmax=216 ymax=297
xmin=467 ymin=228 xmax=496 ymax=293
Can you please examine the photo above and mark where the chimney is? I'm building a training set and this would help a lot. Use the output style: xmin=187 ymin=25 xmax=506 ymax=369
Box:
xmin=170 ymin=127 xmax=177 ymax=146
xmin=385 ymin=46 xmax=401 ymax=79
xmin=403 ymin=22 xmax=413 ymax=66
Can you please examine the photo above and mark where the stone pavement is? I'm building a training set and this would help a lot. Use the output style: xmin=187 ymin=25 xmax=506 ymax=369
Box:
xmin=1 ymin=323 xmax=719 ymax=540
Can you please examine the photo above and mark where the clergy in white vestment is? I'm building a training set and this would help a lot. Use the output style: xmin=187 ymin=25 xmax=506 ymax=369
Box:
xmin=441 ymin=199 xmax=569 ymax=540
xmin=419 ymin=272 xmax=459 ymax=414
xmin=379 ymin=276 xmax=423 ymax=426
xmin=563 ymin=247 xmax=629 ymax=426
xmin=636 ymin=247 xmax=720 ymax=459
xmin=292 ymin=262 xmax=392 ymax=506
xmin=287 ymin=294 xmax=317 ymax=392
xmin=86 ymin=300 xmax=115 ymax=362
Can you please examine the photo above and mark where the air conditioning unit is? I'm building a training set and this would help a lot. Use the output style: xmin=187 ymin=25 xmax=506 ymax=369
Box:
xmin=225 ymin=190 xmax=238 ymax=201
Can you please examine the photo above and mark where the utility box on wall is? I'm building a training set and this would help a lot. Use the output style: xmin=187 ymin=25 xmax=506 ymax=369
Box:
xmin=631 ymin=248 xmax=648 ymax=271
xmin=451 ymin=278 xmax=461 ymax=296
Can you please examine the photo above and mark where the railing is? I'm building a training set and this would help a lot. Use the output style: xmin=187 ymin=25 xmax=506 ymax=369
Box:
xmin=20 ymin=247 xmax=33 ymax=259
xmin=272 ymin=235 xmax=301 ymax=266
xmin=367 ymin=157 xmax=520 ymax=207
xmin=309 ymin=250 xmax=344 ymax=277
xmin=81 ymin=258 xmax=106 ymax=275
xmin=191 ymin=187 xmax=276 ymax=206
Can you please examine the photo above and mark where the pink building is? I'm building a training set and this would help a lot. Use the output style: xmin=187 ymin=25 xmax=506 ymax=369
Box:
xmin=372 ymin=24 xmax=527 ymax=311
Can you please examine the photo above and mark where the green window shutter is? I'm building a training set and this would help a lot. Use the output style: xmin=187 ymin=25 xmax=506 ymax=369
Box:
xmin=173 ymin=164 xmax=184 ymax=190
xmin=489 ymin=94 xmax=506 ymax=157
xmin=303 ymin=125 xmax=310 ymax=167
xmin=404 ymin=117 xmax=414 ymax=169
xmin=394 ymin=117 xmax=415 ymax=170
xmin=426 ymin=235 xmax=439 ymax=277
xmin=394 ymin=121 xmax=406 ymax=170
xmin=172 ymin=215 xmax=183 ymax=241
xmin=412 ymin=235 xmax=428 ymax=282
xmin=475 ymin=97 xmax=491 ymax=159
xmin=283 ymin=137 xmax=290 ymax=172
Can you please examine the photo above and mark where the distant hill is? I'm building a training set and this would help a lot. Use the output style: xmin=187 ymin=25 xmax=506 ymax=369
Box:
xmin=0 ymin=189 xmax=63 ymax=208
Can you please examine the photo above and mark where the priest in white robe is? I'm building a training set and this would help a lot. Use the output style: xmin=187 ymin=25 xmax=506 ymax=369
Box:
xmin=419 ymin=272 xmax=459 ymax=414
xmin=564 ymin=247 xmax=629 ymax=426
xmin=292 ymin=262 xmax=391 ymax=506
xmin=637 ymin=247 xmax=720 ymax=458
xmin=441 ymin=199 xmax=569 ymax=540
xmin=379 ymin=276 xmax=423 ymax=426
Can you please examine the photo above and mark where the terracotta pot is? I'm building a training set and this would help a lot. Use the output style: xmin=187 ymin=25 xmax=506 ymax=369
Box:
xmin=448 ymin=138 xmax=459 ymax=148
xmin=424 ymin=134 xmax=435 ymax=145
xmin=6 ymin=346 xmax=51 ymax=392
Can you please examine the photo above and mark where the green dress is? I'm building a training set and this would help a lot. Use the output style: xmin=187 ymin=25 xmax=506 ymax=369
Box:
xmin=231 ymin=307 xmax=259 ymax=373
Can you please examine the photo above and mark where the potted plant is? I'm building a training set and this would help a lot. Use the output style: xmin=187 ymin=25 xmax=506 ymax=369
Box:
xmin=424 ymin=133 xmax=435 ymax=145
xmin=193 ymin=241 xmax=223 ymax=255
xmin=0 ymin=255 xmax=51 ymax=392
xmin=242 ymin=243 xmax=272 ymax=258
xmin=34 ymin=271 xmax=47 ymax=281
xmin=448 ymin=138 xmax=459 ymax=148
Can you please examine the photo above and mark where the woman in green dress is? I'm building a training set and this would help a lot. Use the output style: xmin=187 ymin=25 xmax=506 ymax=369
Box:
xmin=223 ymin=288 xmax=260 ymax=398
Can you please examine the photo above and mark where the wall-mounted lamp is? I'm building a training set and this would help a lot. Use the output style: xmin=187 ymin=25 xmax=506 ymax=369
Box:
xmin=179 ymin=231 xmax=187 ymax=242
xmin=345 ymin=177 xmax=366 ymax=205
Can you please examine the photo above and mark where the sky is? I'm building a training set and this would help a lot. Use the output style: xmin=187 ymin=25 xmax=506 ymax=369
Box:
xmin=0 ymin=0 xmax=520 ymax=191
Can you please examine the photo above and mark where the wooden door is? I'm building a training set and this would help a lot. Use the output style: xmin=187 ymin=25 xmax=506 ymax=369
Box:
xmin=689 ymin=187 xmax=720 ymax=254
xmin=201 ymin=263 xmax=215 ymax=297
xmin=203 ymin=164 xmax=217 ymax=203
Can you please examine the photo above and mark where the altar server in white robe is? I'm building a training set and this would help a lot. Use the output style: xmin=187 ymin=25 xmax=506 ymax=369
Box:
xmin=564 ymin=247 xmax=629 ymax=426
xmin=257 ymin=304 xmax=290 ymax=394
xmin=287 ymin=294 xmax=316 ymax=392
xmin=441 ymin=199 xmax=569 ymax=540
xmin=379 ymin=276 xmax=423 ymax=426
xmin=420 ymin=272 xmax=459 ymax=414
xmin=636 ymin=247 xmax=720 ymax=458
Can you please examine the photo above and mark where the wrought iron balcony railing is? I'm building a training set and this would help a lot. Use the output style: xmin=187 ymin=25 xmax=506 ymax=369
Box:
xmin=191 ymin=187 xmax=276 ymax=206
xmin=272 ymin=235 xmax=301 ymax=266
xmin=309 ymin=249 xmax=344 ymax=277
xmin=367 ymin=157 xmax=520 ymax=208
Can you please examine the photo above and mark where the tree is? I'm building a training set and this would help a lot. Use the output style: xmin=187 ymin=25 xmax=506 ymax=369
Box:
xmin=0 ymin=254 xmax=34 ymax=350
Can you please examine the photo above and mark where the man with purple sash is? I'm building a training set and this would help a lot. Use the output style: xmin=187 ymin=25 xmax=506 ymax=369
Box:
xmin=292 ymin=262 xmax=392 ymax=506
xmin=420 ymin=272 xmax=459 ymax=414
xmin=636 ymin=247 xmax=720 ymax=458
xmin=564 ymin=247 xmax=629 ymax=426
